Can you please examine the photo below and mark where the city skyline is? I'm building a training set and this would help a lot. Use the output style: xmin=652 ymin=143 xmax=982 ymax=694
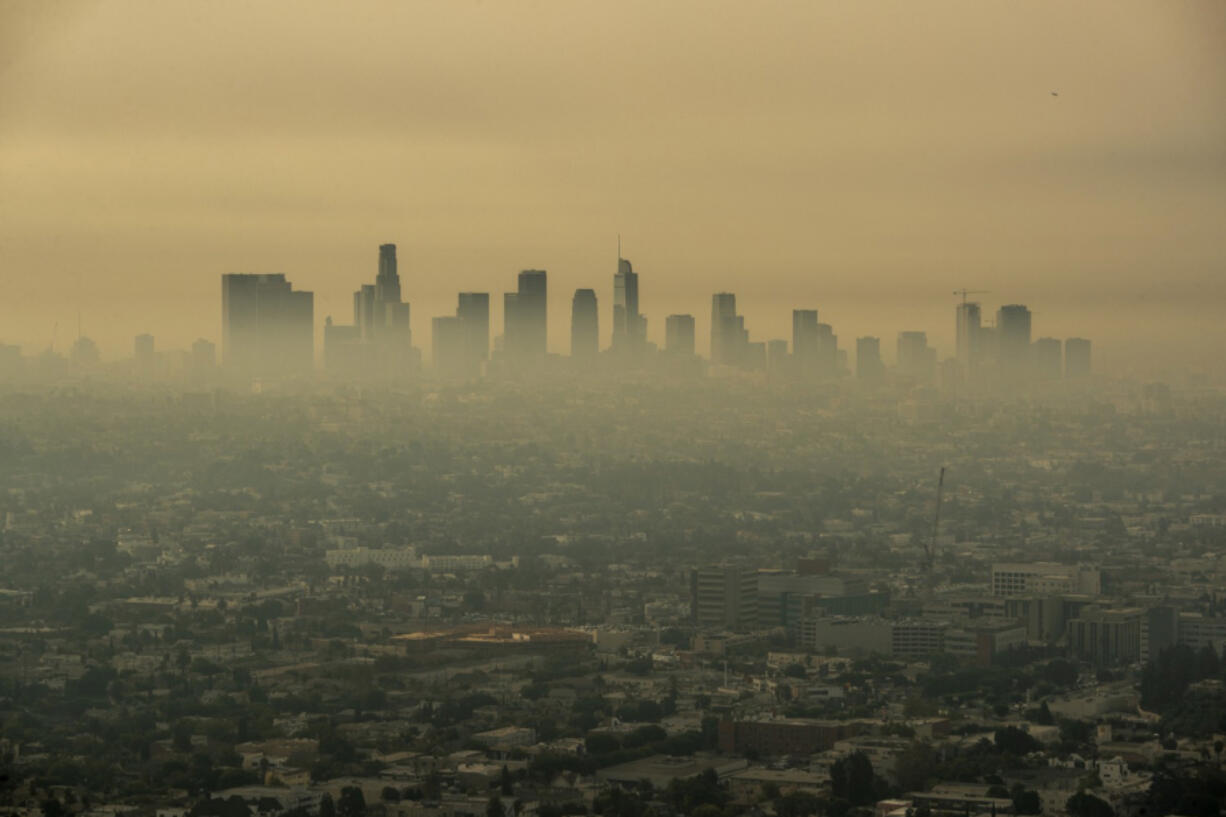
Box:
xmin=9 ymin=240 xmax=1106 ymax=380
xmin=2 ymin=2 xmax=1224 ymax=376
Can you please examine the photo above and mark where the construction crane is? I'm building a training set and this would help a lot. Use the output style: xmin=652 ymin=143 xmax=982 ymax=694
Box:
xmin=921 ymin=467 xmax=946 ymax=591
xmin=953 ymin=289 xmax=989 ymax=305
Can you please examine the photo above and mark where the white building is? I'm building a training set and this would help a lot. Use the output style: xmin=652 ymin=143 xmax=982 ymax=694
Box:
xmin=325 ymin=546 xmax=419 ymax=570
xmin=991 ymin=562 xmax=1101 ymax=597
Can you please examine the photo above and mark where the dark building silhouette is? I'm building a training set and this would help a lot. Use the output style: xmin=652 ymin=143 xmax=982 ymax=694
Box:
xmin=221 ymin=273 xmax=314 ymax=378
xmin=665 ymin=314 xmax=696 ymax=356
xmin=792 ymin=309 xmax=819 ymax=376
xmin=457 ymin=292 xmax=490 ymax=370
xmin=430 ymin=293 xmax=489 ymax=378
xmin=896 ymin=331 xmax=936 ymax=382
xmin=570 ymin=289 xmax=598 ymax=359
xmin=504 ymin=270 xmax=547 ymax=365
xmin=816 ymin=323 xmax=839 ymax=378
xmin=612 ymin=257 xmax=646 ymax=355
xmin=431 ymin=315 xmax=465 ymax=375
xmin=1035 ymin=337 xmax=1063 ymax=379
xmin=996 ymin=304 xmax=1032 ymax=379
xmin=1065 ymin=337 xmax=1092 ymax=377
xmin=323 ymin=244 xmax=418 ymax=377
xmin=323 ymin=317 xmax=361 ymax=373
xmin=955 ymin=301 xmax=982 ymax=380
xmin=711 ymin=293 xmax=749 ymax=366
xmin=855 ymin=336 xmax=884 ymax=380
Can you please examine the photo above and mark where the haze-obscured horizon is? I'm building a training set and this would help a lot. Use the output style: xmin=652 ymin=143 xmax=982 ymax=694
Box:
xmin=2 ymin=1 xmax=1224 ymax=377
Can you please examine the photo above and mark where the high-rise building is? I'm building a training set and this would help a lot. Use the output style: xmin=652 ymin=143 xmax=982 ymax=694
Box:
xmin=322 ymin=244 xmax=418 ymax=377
xmin=431 ymin=315 xmax=466 ymax=375
xmin=996 ymin=304 xmax=1032 ymax=378
xmin=570 ymin=289 xmax=598 ymax=359
xmin=665 ymin=314 xmax=696 ymax=356
xmin=955 ymin=301 xmax=982 ymax=379
xmin=855 ymin=336 xmax=883 ymax=380
xmin=816 ymin=323 xmax=838 ymax=378
xmin=457 ymin=292 xmax=490 ymax=371
xmin=792 ymin=309 xmax=819 ymax=376
xmin=376 ymin=243 xmax=401 ymax=305
xmin=711 ymin=293 xmax=750 ymax=366
xmin=612 ymin=257 xmax=646 ymax=354
xmin=1035 ymin=337 xmax=1063 ymax=379
xmin=1065 ymin=337 xmax=1091 ymax=378
xmin=504 ymin=270 xmax=547 ymax=364
xmin=690 ymin=566 xmax=758 ymax=632
xmin=896 ymin=331 xmax=936 ymax=382
xmin=221 ymin=273 xmax=314 ymax=378
xmin=323 ymin=318 xmax=361 ymax=374
xmin=427 ymin=293 xmax=490 ymax=378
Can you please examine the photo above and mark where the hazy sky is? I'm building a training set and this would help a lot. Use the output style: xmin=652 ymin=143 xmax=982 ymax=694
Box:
xmin=2 ymin=1 xmax=1224 ymax=375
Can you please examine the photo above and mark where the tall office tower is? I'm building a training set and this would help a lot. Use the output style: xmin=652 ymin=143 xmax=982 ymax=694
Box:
xmin=665 ymin=314 xmax=696 ymax=356
xmin=431 ymin=315 xmax=467 ymax=375
xmin=855 ymin=336 xmax=884 ymax=380
xmin=816 ymin=323 xmax=838 ymax=377
xmin=792 ymin=309 xmax=819 ymax=375
xmin=897 ymin=331 xmax=936 ymax=382
xmin=690 ymin=566 xmax=759 ymax=632
xmin=376 ymin=244 xmax=401 ymax=306
xmin=221 ymin=273 xmax=314 ymax=378
xmin=457 ymin=292 xmax=490 ymax=372
xmin=502 ymin=292 xmax=519 ymax=359
xmin=133 ymin=334 xmax=155 ymax=371
xmin=955 ymin=301 xmax=982 ymax=378
xmin=996 ymin=304 xmax=1032 ymax=378
xmin=504 ymin=270 xmax=547 ymax=363
xmin=1035 ymin=337 xmax=1063 ymax=379
xmin=711 ymin=292 xmax=737 ymax=362
xmin=612 ymin=257 xmax=646 ymax=353
xmin=322 ymin=243 xmax=419 ymax=378
xmin=323 ymin=317 xmax=361 ymax=374
xmin=570 ymin=289 xmax=599 ymax=359
xmin=711 ymin=292 xmax=750 ymax=366
xmin=1065 ymin=338 xmax=1092 ymax=377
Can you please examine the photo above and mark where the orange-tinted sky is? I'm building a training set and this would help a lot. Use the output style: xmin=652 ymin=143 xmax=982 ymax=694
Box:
xmin=2 ymin=1 xmax=1224 ymax=376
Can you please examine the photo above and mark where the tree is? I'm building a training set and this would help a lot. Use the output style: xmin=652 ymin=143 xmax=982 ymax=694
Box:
xmin=831 ymin=751 xmax=877 ymax=807
xmin=337 ymin=786 xmax=366 ymax=817
xmin=318 ymin=794 xmax=336 ymax=817
xmin=486 ymin=795 xmax=504 ymax=817
xmin=501 ymin=765 xmax=514 ymax=796
xmin=1011 ymin=785 xmax=1041 ymax=815
xmin=994 ymin=726 xmax=1041 ymax=756
xmin=1067 ymin=791 xmax=1114 ymax=817
xmin=381 ymin=787 xmax=401 ymax=803
xmin=894 ymin=742 xmax=938 ymax=792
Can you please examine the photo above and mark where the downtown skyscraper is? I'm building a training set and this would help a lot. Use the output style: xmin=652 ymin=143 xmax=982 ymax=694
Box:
xmin=611 ymin=256 xmax=646 ymax=356
xmin=503 ymin=270 xmax=547 ymax=366
xmin=324 ymin=244 xmax=418 ymax=378
xmin=221 ymin=273 xmax=314 ymax=378
xmin=571 ymin=289 xmax=598 ymax=360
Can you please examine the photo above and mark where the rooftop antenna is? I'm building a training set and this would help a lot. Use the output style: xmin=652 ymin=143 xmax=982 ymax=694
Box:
xmin=617 ymin=233 xmax=621 ymax=262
